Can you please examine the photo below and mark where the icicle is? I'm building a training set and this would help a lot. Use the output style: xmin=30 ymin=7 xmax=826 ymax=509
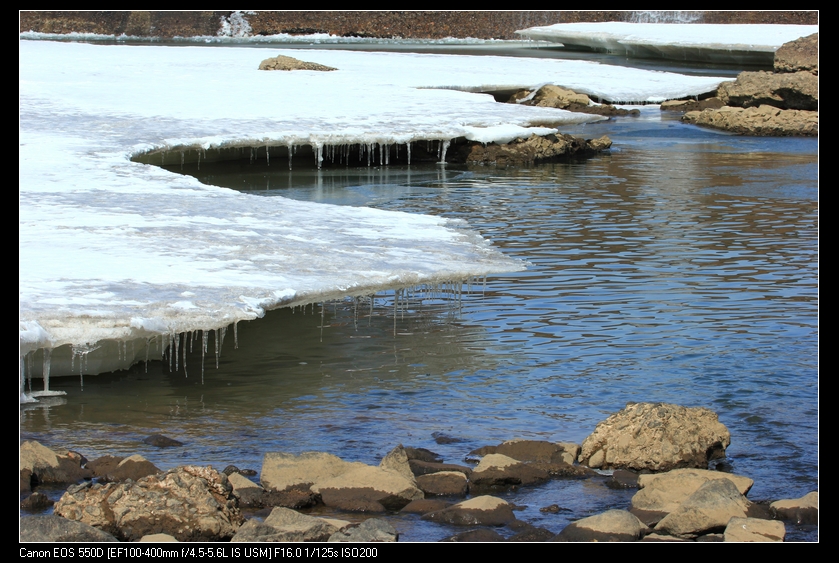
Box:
xmin=439 ymin=140 xmax=450 ymax=164
xmin=182 ymin=332 xmax=188 ymax=378
xmin=384 ymin=143 xmax=390 ymax=165
xmin=287 ymin=143 xmax=294 ymax=170
xmin=201 ymin=330 xmax=208 ymax=383
xmin=144 ymin=338 xmax=150 ymax=372
xmin=407 ymin=142 xmax=411 ymax=165
xmin=180 ymin=151 xmax=184 ymax=169
xmin=233 ymin=322 xmax=239 ymax=349
xmin=320 ymin=302 xmax=325 ymax=343
xmin=379 ymin=143 xmax=384 ymax=166
xmin=197 ymin=150 xmax=201 ymax=171
xmin=266 ymin=144 xmax=270 ymax=166
xmin=42 ymin=348 xmax=51 ymax=393
xmin=215 ymin=328 xmax=220 ymax=369
xmin=314 ymin=144 xmax=323 ymax=170
xmin=26 ymin=351 xmax=34 ymax=394
xmin=173 ymin=332 xmax=180 ymax=372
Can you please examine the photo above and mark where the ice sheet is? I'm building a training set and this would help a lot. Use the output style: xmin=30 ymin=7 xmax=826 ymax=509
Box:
xmin=516 ymin=23 xmax=818 ymax=63
xmin=19 ymin=40 xmax=729 ymax=375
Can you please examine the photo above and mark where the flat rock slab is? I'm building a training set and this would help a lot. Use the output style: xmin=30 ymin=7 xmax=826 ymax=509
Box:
xmin=771 ymin=491 xmax=818 ymax=524
xmin=20 ymin=515 xmax=119 ymax=542
xmin=553 ymin=509 xmax=647 ymax=542
xmin=422 ymin=495 xmax=516 ymax=526
xmin=259 ymin=55 xmax=336 ymax=72
xmin=260 ymin=451 xmax=366 ymax=492
xmin=724 ymin=517 xmax=785 ymax=542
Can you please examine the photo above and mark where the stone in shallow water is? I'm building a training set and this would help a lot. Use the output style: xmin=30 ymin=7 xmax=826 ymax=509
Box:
xmin=579 ymin=402 xmax=731 ymax=471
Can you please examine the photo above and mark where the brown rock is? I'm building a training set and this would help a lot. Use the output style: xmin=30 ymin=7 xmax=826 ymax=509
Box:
xmin=553 ymin=509 xmax=647 ymax=542
xmin=632 ymin=469 xmax=754 ymax=514
xmin=683 ymin=105 xmax=818 ymax=136
xmin=422 ymin=495 xmax=516 ymax=526
xmin=459 ymin=133 xmax=611 ymax=166
xmin=774 ymin=33 xmax=818 ymax=75
xmin=579 ymin=402 xmax=731 ymax=472
xmin=87 ymin=454 xmax=160 ymax=482
xmin=724 ymin=517 xmax=785 ymax=542
xmin=54 ymin=465 xmax=242 ymax=542
xmin=20 ymin=440 xmax=92 ymax=487
xmin=416 ymin=471 xmax=468 ymax=496
xmin=771 ymin=491 xmax=818 ymax=524
xmin=661 ymin=98 xmax=725 ymax=112
xmin=717 ymin=71 xmax=818 ymax=111
xmin=258 ymin=55 xmax=336 ymax=71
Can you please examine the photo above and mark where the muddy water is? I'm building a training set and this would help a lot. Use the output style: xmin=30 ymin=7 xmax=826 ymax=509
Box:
xmin=21 ymin=105 xmax=817 ymax=540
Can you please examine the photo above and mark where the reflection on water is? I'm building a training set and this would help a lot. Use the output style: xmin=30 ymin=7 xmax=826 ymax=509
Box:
xmin=21 ymin=108 xmax=818 ymax=541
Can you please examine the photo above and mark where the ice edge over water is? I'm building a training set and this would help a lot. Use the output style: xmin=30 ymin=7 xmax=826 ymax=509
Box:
xmin=20 ymin=39 xmax=730 ymax=390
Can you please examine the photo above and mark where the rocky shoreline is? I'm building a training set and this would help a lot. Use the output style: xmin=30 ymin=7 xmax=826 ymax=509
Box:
xmin=20 ymin=402 xmax=818 ymax=542
xmin=669 ymin=34 xmax=818 ymax=136
xmin=19 ymin=11 xmax=818 ymax=40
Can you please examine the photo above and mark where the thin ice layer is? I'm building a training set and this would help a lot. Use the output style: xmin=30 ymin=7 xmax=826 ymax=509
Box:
xmin=20 ymin=41 xmax=727 ymax=363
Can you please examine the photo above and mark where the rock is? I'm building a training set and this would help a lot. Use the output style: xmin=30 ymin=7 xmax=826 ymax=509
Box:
xmin=552 ymin=509 xmax=647 ymax=542
xmin=495 ymin=439 xmax=577 ymax=465
xmin=431 ymin=432 xmax=462 ymax=444
xmin=328 ymin=518 xmax=398 ymax=542
xmin=312 ymin=465 xmax=424 ymax=511
xmin=142 ymin=434 xmax=183 ymax=447
xmin=444 ymin=528 xmax=506 ymax=541
xmin=54 ymin=465 xmax=242 ymax=542
xmin=530 ymin=84 xmax=593 ymax=108
xmin=380 ymin=444 xmax=417 ymax=485
xmin=422 ymin=495 xmax=516 ymax=526
xmin=139 ymin=533 xmax=178 ymax=542
xmin=21 ymin=491 xmax=53 ymax=511
xmin=459 ymin=133 xmax=611 ymax=166
xmin=416 ymin=471 xmax=469 ymax=496
xmin=654 ymin=478 xmax=751 ymax=538
xmin=404 ymin=447 xmax=443 ymax=463
xmin=632 ymin=468 xmax=754 ymax=514
xmin=87 ymin=454 xmax=160 ymax=482
xmin=579 ymin=402 xmax=731 ymax=471
xmin=20 ymin=440 xmax=91 ymax=487
xmin=660 ymin=98 xmax=725 ymax=112
xmin=508 ymin=521 xmax=556 ymax=542
xmin=20 ymin=514 xmax=119 ymax=542
xmin=723 ymin=517 xmax=785 ymax=542
xmin=774 ymin=33 xmax=818 ymax=75
xmin=606 ymin=469 xmax=640 ymax=489
xmin=470 ymin=453 xmax=550 ymax=489
xmin=260 ymin=451 xmax=366 ymax=492
xmin=232 ymin=507 xmax=341 ymax=542
xmin=717 ymin=71 xmax=818 ymax=111
xmin=400 ymin=498 xmax=450 ymax=514
xmin=771 ymin=491 xmax=818 ymax=524
xmin=258 ymin=55 xmax=336 ymax=72
xmin=408 ymin=459 xmax=472 ymax=478
xmin=683 ymin=105 xmax=818 ymax=136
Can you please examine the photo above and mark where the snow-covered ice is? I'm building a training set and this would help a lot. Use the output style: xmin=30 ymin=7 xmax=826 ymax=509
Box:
xmin=19 ymin=39 xmax=729 ymax=383
xmin=516 ymin=23 xmax=818 ymax=63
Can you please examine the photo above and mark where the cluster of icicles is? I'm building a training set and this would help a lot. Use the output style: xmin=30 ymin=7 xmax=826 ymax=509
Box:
xmin=161 ymin=139 xmax=453 ymax=171
xmin=20 ymin=280 xmax=484 ymax=401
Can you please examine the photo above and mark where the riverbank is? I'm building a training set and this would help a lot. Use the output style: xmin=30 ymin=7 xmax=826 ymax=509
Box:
xmin=19 ymin=11 xmax=818 ymax=40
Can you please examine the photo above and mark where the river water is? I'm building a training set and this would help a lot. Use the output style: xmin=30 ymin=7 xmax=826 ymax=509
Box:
xmin=20 ymin=45 xmax=818 ymax=541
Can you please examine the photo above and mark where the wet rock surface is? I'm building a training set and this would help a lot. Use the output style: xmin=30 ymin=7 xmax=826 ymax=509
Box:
xmin=680 ymin=33 xmax=818 ymax=136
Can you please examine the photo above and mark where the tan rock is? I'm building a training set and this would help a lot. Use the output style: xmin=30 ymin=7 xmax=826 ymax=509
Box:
xmin=724 ymin=517 xmax=785 ymax=542
xmin=260 ymin=451 xmax=365 ymax=492
xmin=717 ymin=71 xmax=818 ymax=111
xmin=579 ymin=402 xmax=731 ymax=471
xmin=258 ymin=55 xmax=336 ymax=71
xmin=683 ymin=105 xmax=818 ymax=136
xmin=379 ymin=444 xmax=417 ymax=485
xmin=771 ymin=491 xmax=818 ymax=524
xmin=633 ymin=469 xmax=753 ymax=513
xmin=774 ymin=33 xmax=818 ymax=75
xmin=554 ymin=509 xmax=646 ymax=542
xmin=654 ymin=479 xmax=751 ymax=538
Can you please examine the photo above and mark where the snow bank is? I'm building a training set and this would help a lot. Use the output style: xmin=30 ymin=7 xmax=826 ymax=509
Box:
xmin=516 ymin=23 xmax=819 ymax=64
xmin=19 ymin=40 xmax=728 ymax=380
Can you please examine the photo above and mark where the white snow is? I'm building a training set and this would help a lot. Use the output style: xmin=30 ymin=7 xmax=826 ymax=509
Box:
xmin=19 ymin=39 xmax=729 ymax=380
xmin=516 ymin=23 xmax=818 ymax=63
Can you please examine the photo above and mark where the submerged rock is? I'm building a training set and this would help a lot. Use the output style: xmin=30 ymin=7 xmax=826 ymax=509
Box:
xmin=579 ymin=402 xmax=731 ymax=472
xmin=423 ymin=495 xmax=516 ymax=526
xmin=771 ymin=491 xmax=818 ymax=524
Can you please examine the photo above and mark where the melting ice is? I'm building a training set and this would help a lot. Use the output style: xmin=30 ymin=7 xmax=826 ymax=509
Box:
xmin=20 ymin=39 xmax=731 ymax=394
